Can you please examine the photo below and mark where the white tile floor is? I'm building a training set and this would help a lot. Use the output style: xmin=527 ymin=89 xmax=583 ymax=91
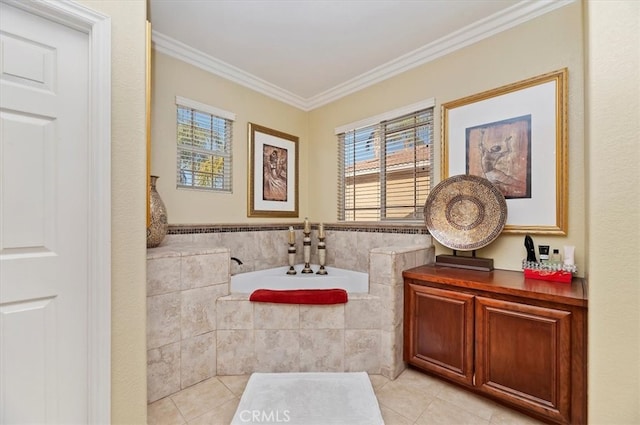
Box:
xmin=147 ymin=368 xmax=547 ymax=425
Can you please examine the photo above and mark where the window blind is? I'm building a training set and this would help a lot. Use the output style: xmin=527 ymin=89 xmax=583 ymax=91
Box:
xmin=338 ymin=107 xmax=433 ymax=221
xmin=175 ymin=99 xmax=234 ymax=192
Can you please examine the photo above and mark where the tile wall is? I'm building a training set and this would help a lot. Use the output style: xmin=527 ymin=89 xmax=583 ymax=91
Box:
xmin=146 ymin=224 xmax=434 ymax=403
xmin=146 ymin=246 xmax=230 ymax=403
xmin=164 ymin=223 xmax=431 ymax=274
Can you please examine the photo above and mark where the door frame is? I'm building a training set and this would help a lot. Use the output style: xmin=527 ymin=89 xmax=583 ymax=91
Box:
xmin=2 ymin=0 xmax=112 ymax=423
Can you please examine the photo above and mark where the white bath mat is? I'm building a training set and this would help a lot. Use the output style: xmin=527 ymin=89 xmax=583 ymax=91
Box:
xmin=231 ymin=372 xmax=385 ymax=425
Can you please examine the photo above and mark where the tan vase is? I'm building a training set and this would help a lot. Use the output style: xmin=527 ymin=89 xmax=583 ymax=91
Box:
xmin=147 ymin=175 xmax=168 ymax=248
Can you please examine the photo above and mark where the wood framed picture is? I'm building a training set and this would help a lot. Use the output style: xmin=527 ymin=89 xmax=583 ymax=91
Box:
xmin=442 ymin=68 xmax=568 ymax=235
xmin=248 ymin=123 xmax=299 ymax=217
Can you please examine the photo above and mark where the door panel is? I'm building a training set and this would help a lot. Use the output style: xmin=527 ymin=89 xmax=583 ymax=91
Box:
xmin=406 ymin=283 xmax=474 ymax=385
xmin=1 ymin=112 xmax=56 ymax=251
xmin=0 ymin=298 xmax=57 ymax=424
xmin=475 ymin=296 xmax=571 ymax=423
xmin=0 ymin=3 xmax=89 ymax=423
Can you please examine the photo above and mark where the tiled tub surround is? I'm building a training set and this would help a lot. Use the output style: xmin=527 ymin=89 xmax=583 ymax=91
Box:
xmin=163 ymin=222 xmax=431 ymax=274
xmin=216 ymin=244 xmax=434 ymax=381
xmin=147 ymin=224 xmax=434 ymax=403
xmin=147 ymin=245 xmax=231 ymax=403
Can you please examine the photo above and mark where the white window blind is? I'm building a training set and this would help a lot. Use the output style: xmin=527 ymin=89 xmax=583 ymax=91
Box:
xmin=175 ymin=97 xmax=234 ymax=192
xmin=337 ymin=107 xmax=434 ymax=221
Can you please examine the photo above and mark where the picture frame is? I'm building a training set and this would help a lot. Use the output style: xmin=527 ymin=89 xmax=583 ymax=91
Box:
xmin=248 ymin=123 xmax=299 ymax=218
xmin=441 ymin=68 xmax=568 ymax=235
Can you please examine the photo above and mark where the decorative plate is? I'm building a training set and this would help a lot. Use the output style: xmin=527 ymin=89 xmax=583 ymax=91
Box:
xmin=424 ymin=174 xmax=507 ymax=251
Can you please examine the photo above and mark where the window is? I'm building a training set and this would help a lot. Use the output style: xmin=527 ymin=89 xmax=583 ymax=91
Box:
xmin=175 ymin=96 xmax=235 ymax=192
xmin=337 ymin=101 xmax=434 ymax=221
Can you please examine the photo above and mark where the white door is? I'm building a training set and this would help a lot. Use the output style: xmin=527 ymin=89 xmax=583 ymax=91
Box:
xmin=0 ymin=2 xmax=91 ymax=423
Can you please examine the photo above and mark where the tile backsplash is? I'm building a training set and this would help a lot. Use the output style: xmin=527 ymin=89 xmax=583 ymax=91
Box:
xmin=161 ymin=223 xmax=431 ymax=273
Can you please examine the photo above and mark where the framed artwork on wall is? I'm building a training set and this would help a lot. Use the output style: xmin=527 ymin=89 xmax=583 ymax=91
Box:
xmin=248 ymin=123 xmax=299 ymax=218
xmin=441 ymin=68 xmax=568 ymax=235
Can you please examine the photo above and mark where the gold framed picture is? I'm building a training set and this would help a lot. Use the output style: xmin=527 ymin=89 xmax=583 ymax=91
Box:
xmin=248 ymin=123 xmax=299 ymax=218
xmin=442 ymin=68 xmax=568 ymax=235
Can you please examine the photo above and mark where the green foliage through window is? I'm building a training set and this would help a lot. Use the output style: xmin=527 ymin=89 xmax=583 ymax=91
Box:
xmin=176 ymin=105 xmax=233 ymax=192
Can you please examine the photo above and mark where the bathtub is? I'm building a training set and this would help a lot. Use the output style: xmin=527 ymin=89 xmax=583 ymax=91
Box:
xmin=230 ymin=264 xmax=369 ymax=294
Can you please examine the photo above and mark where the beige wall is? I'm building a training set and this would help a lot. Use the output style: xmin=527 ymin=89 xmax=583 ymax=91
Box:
xmin=151 ymin=53 xmax=309 ymax=224
xmin=77 ymin=0 xmax=148 ymax=423
xmin=309 ymin=2 xmax=586 ymax=273
xmin=586 ymin=1 xmax=640 ymax=423
xmin=98 ymin=0 xmax=639 ymax=422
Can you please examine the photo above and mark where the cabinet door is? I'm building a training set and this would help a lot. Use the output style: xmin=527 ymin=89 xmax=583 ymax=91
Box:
xmin=475 ymin=297 xmax=571 ymax=424
xmin=405 ymin=283 xmax=474 ymax=385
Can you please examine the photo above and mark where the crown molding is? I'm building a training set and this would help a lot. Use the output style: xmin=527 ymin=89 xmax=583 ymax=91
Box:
xmin=153 ymin=0 xmax=575 ymax=112
xmin=306 ymin=0 xmax=575 ymax=109
xmin=153 ymin=31 xmax=309 ymax=110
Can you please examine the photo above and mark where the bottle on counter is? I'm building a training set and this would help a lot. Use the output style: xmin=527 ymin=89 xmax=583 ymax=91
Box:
xmin=550 ymin=249 xmax=562 ymax=265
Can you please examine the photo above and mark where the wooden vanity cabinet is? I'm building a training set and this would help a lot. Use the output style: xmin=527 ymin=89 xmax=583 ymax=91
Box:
xmin=406 ymin=285 xmax=475 ymax=385
xmin=403 ymin=266 xmax=588 ymax=425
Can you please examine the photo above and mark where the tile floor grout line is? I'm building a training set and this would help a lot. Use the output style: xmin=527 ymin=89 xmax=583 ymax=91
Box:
xmin=168 ymin=396 xmax=187 ymax=425
xmin=376 ymin=397 xmax=424 ymax=424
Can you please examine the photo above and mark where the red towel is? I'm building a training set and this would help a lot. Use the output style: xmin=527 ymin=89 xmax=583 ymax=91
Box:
xmin=249 ymin=288 xmax=348 ymax=304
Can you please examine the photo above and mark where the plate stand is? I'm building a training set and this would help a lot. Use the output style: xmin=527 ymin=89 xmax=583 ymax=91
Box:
xmin=436 ymin=250 xmax=494 ymax=271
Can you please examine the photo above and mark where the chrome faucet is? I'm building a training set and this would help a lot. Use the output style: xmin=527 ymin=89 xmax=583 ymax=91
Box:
xmin=231 ymin=257 xmax=243 ymax=265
